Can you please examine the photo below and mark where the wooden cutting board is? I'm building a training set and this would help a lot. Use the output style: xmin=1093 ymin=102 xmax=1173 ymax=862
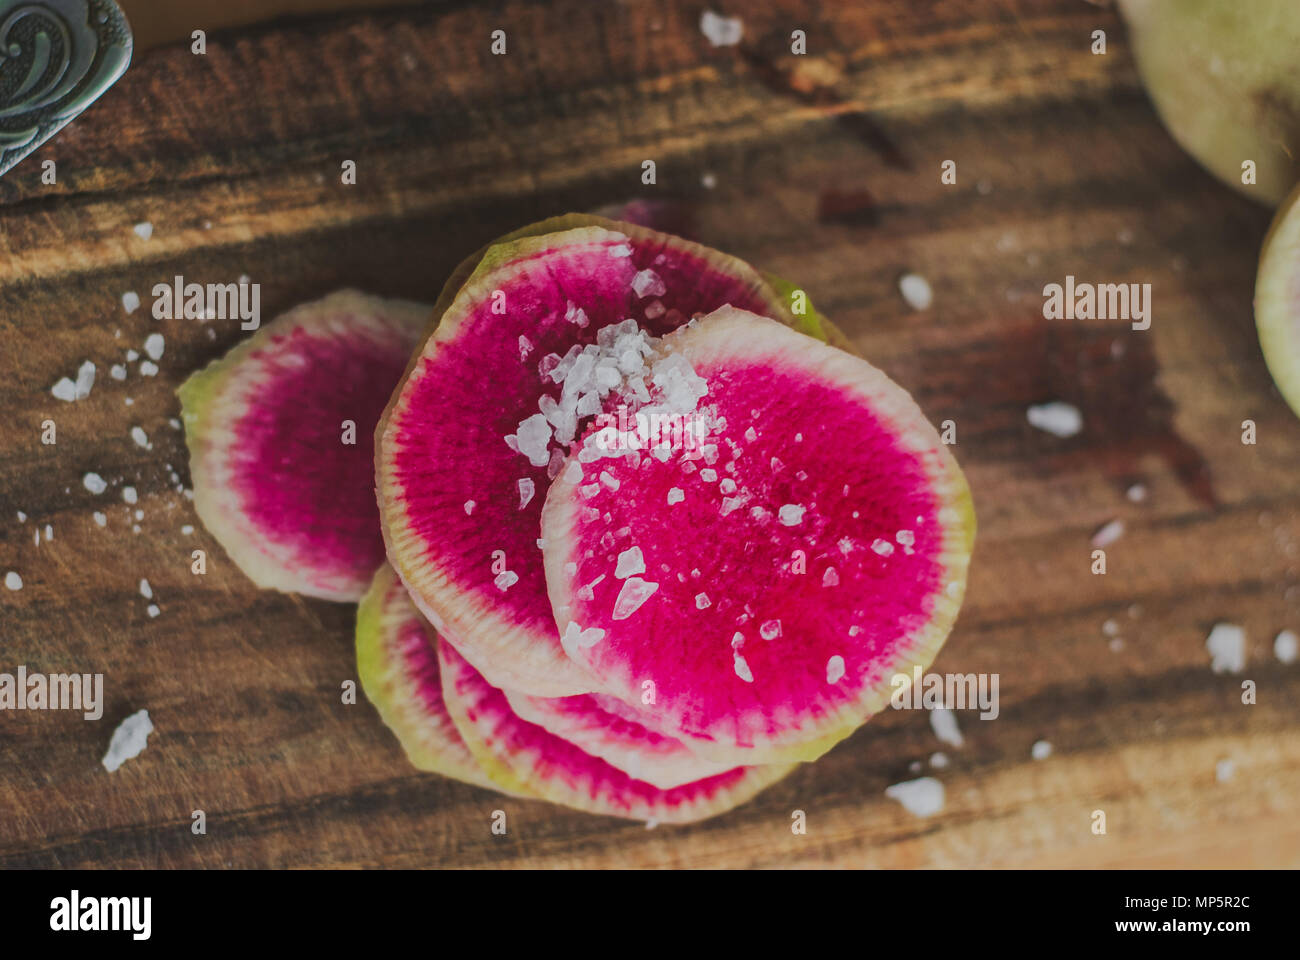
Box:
xmin=2 ymin=0 xmax=1298 ymax=868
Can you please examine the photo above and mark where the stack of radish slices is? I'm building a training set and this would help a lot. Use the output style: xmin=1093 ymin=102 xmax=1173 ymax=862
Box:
xmin=180 ymin=215 xmax=975 ymax=824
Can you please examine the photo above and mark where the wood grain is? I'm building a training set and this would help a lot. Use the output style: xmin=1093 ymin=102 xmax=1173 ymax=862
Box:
xmin=1 ymin=0 xmax=1298 ymax=868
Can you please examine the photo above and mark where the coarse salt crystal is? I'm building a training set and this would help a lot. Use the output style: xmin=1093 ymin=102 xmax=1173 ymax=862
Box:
xmin=1027 ymin=402 xmax=1082 ymax=438
xmin=83 ymin=473 xmax=107 ymax=495
xmin=826 ymin=655 xmax=846 ymax=683
xmin=612 ymin=576 xmax=658 ymax=619
xmin=615 ymin=546 xmax=645 ymax=579
xmin=1206 ymin=622 xmax=1246 ymax=674
xmin=898 ymin=272 xmax=933 ymax=310
xmin=778 ymin=504 xmax=804 ymax=526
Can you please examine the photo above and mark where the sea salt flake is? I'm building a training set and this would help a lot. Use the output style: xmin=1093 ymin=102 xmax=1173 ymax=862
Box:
xmin=122 ymin=291 xmax=140 ymax=314
xmin=700 ymin=468 xmax=718 ymax=483
xmin=667 ymin=487 xmax=685 ymax=505
xmin=1031 ymin=740 xmax=1053 ymax=761
xmin=83 ymin=473 xmax=107 ymax=495
xmin=560 ymin=621 xmax=606 ymax=656
xmin=132 ymin=222 xmax=153 ymax=241
xmin=517 ymin=478 xmax=535 ymax=510
xmin=744 ymin=426 xmax=757 ymax=443
xmin=144 ymin=333 xmax=165 ymax=361
xmin=130 ymin=426 xmax=150 ymax=449
xmin=518 ymin=335 xmax=533 ymax=360
xmin=759 ymin=619 xmax=782 ymax=640
xmin=695 ymin=592 xmax=711 ymax=609
xmin=1275 ymin=630 xmax=1298 ymax=664
xmin=1206 ymin=622 xmax=1246 ymax=674
xmin=612 ymin=576 xmax=658 ymax=619
xmin=631 ymin=269 xmax=666 ymax=299
xmin=93 ymin=512 xmax=107 ymax=527
xmin=1027 ymin=402 xmax=1082 ymax=438
xmin=122 ymin=486 xmax=138 ymax=505
xmin=463 ymin=500 xmax=476 ymax=515
xmin=139 ymin=361 xmax=159 ymax=377
xmin=930 ymin=706 xmax=964 ymax=748
xmin=778 ymin=504 xmax=804 ymax=526
xmin=599 ymin=471 xmax=620 ymax=491
xmin=139 ymin=578 xmax=153 ymax=600
xmin=822 ymin=567 xmax=839 ymax=587
xmin=871 ymin=538 xmax=895 ymax=556
xmin=826 ymin=655 xmax=846 ymax=684
xmin=732 ymin=650 xmax=755 ymax=683
xmin=700 ymin=9 xmax=742 ymax=46
xmin=102 ymin=709 xmax=153 ymax=772
xmin=1090 ymin=518 xmax=1124 ymax=548
xmin=4 ymin=571 xmax=21 ymax=591
xmin=615 ymin=546 xmax=645 ymax=579
xmin=110 ymin=364 xmax=127 ymax=381
xmin=885 ymin=777 xmax=945 ymax=817
xmin=898 ymin=272 xmax=933 ymax=310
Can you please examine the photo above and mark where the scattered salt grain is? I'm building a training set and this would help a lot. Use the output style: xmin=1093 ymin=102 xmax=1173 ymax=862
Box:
xmin=130 ymin=426 xmax=150 ymax=449
xmin=822 ymin=567 xmax=839 ymax=587
xmin=146 ymin=604 xmax=160 ymax=618
xmin=700 ymin=468 xmax=718 ymax=483
xmin=599 ymin=471 xmax=620 ymax=491
xmin=102 ymin=709 xmax=153 ymax=771
xmin=631 ymin=269 xmax=666 ymax=299
xmin=871 ymin=538 xmax=895 ymax=556
xmin=667 ymin=487 xmax=684 ymax=505
xmin=1126 ymin=483 xmax=1148 ymax=503
xmin=93 ymin=512 xmax=107 ymax=527
xmin=110 ymin=364 xmax=127 ymax=381
xmin=143 ymin=333 xmax=165 ymax=361
xmin=930 ymin=752 xmax=949 ymax=769
xmin=1206 ymin=622 xmax=1246 ymax=674
xmin=733 ymin=651 xmax=754 ymax=683
xmin=132 ymin=222 xmax=153 ymax=241
xmin=898 ymin=272 xmax=933 ymax=311
xmin=1101 ymin=618 xmax=1120 ymax=637
xmin=1031 ymin=740 xmax=1053 ymax=761
xmin=126 ymin=349 xmax=139 ymax=362
xmin=15 ymin=511 xmax=25 ymax=522
xmin=695 ymin=592 xmax=711 ymax=609
xmin=759 ymin=619 xmax=782 ymax=640
xmin=518 ymin=335 xmax=532 ymax=361
xmin=122 ymin=486 xmax=138 ymax=504
xmin=4 ymin=571 xmax=21 ymax=591
xmin=612 ymin=576 xmax=658 ymax=619
xmin=1276 ymin=629 xmax=1298 ymax=664
xmin=1027 ymin=402 xmax=1082 ymax=438
xmin=778 ymin=504 xmax=804 ymax=526
xmin=701 ymin=172 xmax=717 ymax=189
xmin=615 ymin=546 xmax=645 ymax=579
xmin=121 ymin=291 xmax=140 ymax=314
xmin=139 ymin=579 xmax=153 ymax=600
xmin=139 ymin=361 xmax=158 ymax=377
xmin=180 ymin=525 xmax=193 ymax=535
xmin=929 ymin=706 xmax=964 ymax=748
xmin=826 ymin=655 xmax=846 ymax=684
xmin=83 ymin=473 xmax=107 ymax=495
xmin=560 ymin=621 xmax=606 ymax=656
xmin=700 ymin=9 xmax=742 ymax=46
xmin=51 ymin=378 xmax=77 ymax=402
xmin=464 ymin=500 xmax=476 ymax=516
xmin=517 ymin=478 xmax=535 ymax=510
xmin=1090 ymin=518 xmax=1124 ymax=548
xmin=885 ymin=777 xmax=945 ymax=817
xmin=494 ymin=570 xmax=519 ymax=592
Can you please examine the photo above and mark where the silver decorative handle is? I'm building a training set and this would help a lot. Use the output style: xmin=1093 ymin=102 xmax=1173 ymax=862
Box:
xmin=0 ymin=0 xmax=131 ymax=177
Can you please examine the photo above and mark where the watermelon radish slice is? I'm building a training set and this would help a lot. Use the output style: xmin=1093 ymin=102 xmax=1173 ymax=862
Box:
xmin=438 ymin=639 xmax=793 ymax=823
xmin=377 ymin=216 xmax=850 ymax=696
xmin=541 ymin=307 xmax=975 ymax=766
xmin=180 ymin=290 xmax=429 ymax=602
xmin=501 ymin=688 xmax=734 ymax=790
xmin=1256 ymin=182 xmax=1300 ymax=417
xmin=355 ymin=564 xmax=497 ymax=789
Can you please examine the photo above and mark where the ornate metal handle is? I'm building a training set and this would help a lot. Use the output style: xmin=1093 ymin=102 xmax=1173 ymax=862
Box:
xmin=0 ymin=0 xmax=131 ymax=177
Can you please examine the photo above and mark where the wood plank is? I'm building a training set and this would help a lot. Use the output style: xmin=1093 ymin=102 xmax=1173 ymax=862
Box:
xmin=1 ymin=0 xmax=1297 ymax=868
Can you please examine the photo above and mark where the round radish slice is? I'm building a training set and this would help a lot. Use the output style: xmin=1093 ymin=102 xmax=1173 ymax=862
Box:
xmin=180 ymin=290 xmax=429 ymax=602
xmin=1257 ymin=182 xmax=1300 ymax=417
xmin=356 ymin=564 xmax=497 ymax=788
xmin=377 ymin=216 xmax=848 ymax=696
xmin=438 ymin=639 xmax=793 ymax=823
xmin=541 ymin=307 xmax=975 ymax=766
xmin=501 ymin=688 xmax=734 ymax=790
